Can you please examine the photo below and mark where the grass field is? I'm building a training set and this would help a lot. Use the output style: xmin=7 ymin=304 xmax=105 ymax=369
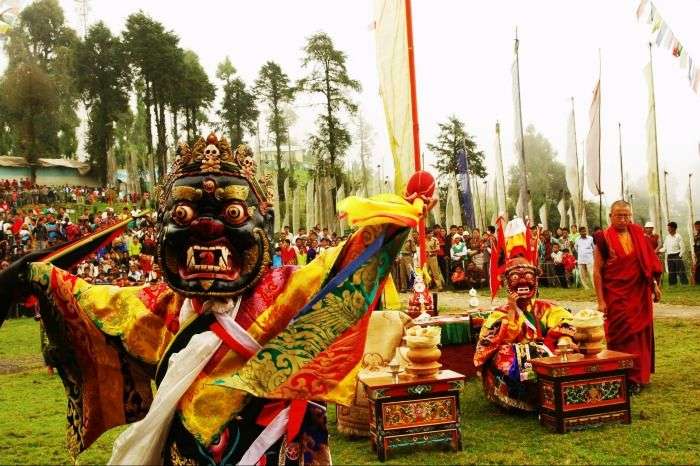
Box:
xmin=1 ymin=316 xmax=699 ymax=465
xmin=525 ymin=282 xmax=700 ymax=306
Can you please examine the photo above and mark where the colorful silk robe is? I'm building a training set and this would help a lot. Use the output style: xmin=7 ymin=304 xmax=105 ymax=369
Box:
xmin=29 ymin=204 xmax=415 ymax=462
xmin=473 ymin=300 xmax=574 ymax=411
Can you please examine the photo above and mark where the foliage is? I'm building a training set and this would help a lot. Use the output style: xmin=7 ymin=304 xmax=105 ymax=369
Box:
xmin=0 ymin=61 xmax=59 ymax=168
xmin=428 ymin=115 xmax=487 ymax=180
xmin=255 ymin=60 xmax=294 ymax=200
xmin=0 ymin=0 xmax=79 ymax=176
xmin=352 ymin=113 xmax=375 ymax=196
xmin=1 ymin=316 xmax=699 ymax=464
xmin=122 ymin=12 xmax=183 ymax=180
xmin=217 ymin=56 xmax=258 ymax=148
xmin=299 ymin=32 xmax=360 ymax=212
xmin=507 ymin=125 xmax=566 ymax=228
xmin=74 ymin=22 xmax=131 ymax=185
xmin=171 ymin=50 xmax=215 ymax=144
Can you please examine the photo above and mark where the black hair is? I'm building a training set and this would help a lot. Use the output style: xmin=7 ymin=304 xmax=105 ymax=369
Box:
xmin=487 ymin=226 xmax=495 ymax=234
xmin=668 ymin=221 xmax=678 ymax=230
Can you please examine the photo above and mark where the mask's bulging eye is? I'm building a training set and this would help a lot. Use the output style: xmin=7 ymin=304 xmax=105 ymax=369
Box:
xmin=224 ymin=203 xmax=248 ymax=226
xmin=172 ymin=204 xmax=196 ymax=226
xmin=525 ymin=272 xmax=534 ymax=281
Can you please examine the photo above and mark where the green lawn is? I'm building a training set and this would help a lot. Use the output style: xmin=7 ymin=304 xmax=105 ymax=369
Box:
xmin=1 ymin=317 xmax=699 ymax=465
xmin=528 ymin=282 xmax=700 ymax=306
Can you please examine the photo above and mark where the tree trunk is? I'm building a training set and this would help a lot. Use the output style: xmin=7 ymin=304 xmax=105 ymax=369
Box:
xmin=155 ymin=96 xmax=167 ymax=181
xmin=324 ymin=64 xmax=337 ymax=215
xmin=171 ymin=109 xmax=178 ymax=144
xmin=144 ymin=82 xmax=156 ymax=188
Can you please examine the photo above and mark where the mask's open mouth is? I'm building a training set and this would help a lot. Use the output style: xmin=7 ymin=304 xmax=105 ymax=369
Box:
xmin=177 ymin=242 xmax=240 ymax=281
xmin=510 ymin=282 xmax=536 ymax=299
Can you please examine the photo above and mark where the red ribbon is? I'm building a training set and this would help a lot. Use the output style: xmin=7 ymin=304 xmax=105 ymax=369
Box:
xmin=209 ymin=321 xmax=256 ymax=360
xmin=255 ymin=399 xmax=309 ymax=442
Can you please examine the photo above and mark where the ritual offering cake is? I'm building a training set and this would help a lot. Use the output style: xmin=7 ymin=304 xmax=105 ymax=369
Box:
xmin=572 ymin=309 xmax=606 ymax=354
xmin=404 ymin=325 xmax=442 ymax=377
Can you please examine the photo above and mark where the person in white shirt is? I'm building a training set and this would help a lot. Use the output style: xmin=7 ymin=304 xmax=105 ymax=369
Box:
xmin=660 ymin=221 xmax=688 ymax=285
xmin=574 ymin=226 xmax=595 ymax=289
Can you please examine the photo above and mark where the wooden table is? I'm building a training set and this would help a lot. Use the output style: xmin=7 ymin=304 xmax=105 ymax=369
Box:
xmin=411 ymin=310 xmax=491 ymax=379
xmin=531 ymin=350 xmax=637 ymax=433
xmin=360 ymin=369 xmax=465 ymax=461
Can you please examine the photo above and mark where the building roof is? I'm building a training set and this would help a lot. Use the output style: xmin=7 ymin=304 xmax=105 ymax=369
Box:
xmin=0 ymin=156 xmax=91 ymax=175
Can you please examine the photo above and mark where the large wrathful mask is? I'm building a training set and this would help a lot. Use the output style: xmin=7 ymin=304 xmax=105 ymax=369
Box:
xmin=503 ymin=256 xmax=539 ymax=301
xmin=157 ymin=133 xmax=274 ymax=297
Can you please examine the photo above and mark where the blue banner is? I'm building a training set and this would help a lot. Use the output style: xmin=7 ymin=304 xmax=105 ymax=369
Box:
xmin=456 ymin=149 xmax=476 ymax=229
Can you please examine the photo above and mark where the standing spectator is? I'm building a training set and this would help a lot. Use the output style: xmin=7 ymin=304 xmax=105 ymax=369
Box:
xmin=569 ymin=224 xmax=580 ymax=246
xmin=660 ymin=221 xmax=688 ymax=285
xmin=551 ymin=243 xmax=567 ymax=288
xmin=280 ymin=239 xmax=296 ymax=265
xmin=34 ymin=218 xmax=48 ymax=250
xmin=562 ymin=248 xmax=577 ymax=285
xmin=575 ymin=226 xmax=595 ymax=289
xmin=397 ymin=235 xmax=416 ymax=292
xmin=293 ymin=237 xmax=308 ymax=266
xmin=643 ymin=221 xmax=660 ymax=252
xmin=307 ymin=238 xmax=318 ymax=262
xmin=425 ymin=230 xmax=444 ymax=290
xmin=434 ymin=225 xmax=448 ymax=283
xmin=693 ymin=220 xmax=700 ymax=285
xmin=450 ymin=235 xmax=468 ymax=269
xmin=272 ymin=247 xmax=283 ymax=267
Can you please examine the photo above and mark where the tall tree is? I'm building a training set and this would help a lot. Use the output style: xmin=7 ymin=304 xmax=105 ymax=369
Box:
xmin=114 ymin=91 xmax=150 ymax=193
xmin=354 ymin=113 xmax=375 ymax=196
xmin=217 ymin=57 xmax=258 ymax=148
xmin=0 ymin=0 xmax=79 ymax=170
xmin=428 ymin=115 xmax=487 ymax=181
xmin=172 ymin=50 xmax=215 ymax=143
xmin=123 ymin=12 xmax=183 ymax=181
xmin=299 ymin=32 xmax=360 ymax=212
xmin=507 ymin=125 xmax=566 ymax=228
xmin=254 ymin=60 xmax=294 ymax=202
xmin=74 ymin=22 xmax=131 ymax=185
xmin=0 ymin=61 xmax=59 ymax=180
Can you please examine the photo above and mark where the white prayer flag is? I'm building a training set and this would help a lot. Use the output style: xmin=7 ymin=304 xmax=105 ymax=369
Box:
xmin=644 ymin=63 xmax=663 ymax=234
xmin=565 ymin=99 xmax=581 ymax=226
xmin=539 ymin=203 xmax=549 ymax=231
xmin=494 ymin=122 xmax=508 ymax=217
xmin=585 ymin=80 xmax=602 ymax=196
xmin=374 ymin=0 xmax=414 ymax=194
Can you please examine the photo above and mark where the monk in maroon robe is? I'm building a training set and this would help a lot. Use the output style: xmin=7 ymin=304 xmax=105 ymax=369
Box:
xmin=594 ymin=201 xmax=662 ymax=393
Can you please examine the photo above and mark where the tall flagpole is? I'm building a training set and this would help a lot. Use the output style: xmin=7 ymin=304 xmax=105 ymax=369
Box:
xmin=663 ymin=170 xmax=670 ymax=224
xmin=618 ymin=122 xmax=624 ymax=200
xmin=690 ymin=173 xmax=696 ymax=283
xmin=649 ymin=43 xmax=664 ymax=240
xmin=404 ymin=0 xmax=426 ymax=267
xmin=597 ymin=49 xmax=603 ymax=227
xmin=514 ymin=28 xmax=533 ymax=221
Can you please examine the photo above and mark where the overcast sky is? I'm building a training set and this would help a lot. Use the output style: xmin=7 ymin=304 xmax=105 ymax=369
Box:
xmin=17 ymin=1 xmax=700 ymax=208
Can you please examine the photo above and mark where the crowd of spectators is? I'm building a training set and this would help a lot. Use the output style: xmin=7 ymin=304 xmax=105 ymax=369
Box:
xmin=271 ymin=225 xmax=348 ymax=267
xmin=1 ymin=178 xmax=154 ymax=210
xmin=392 ymin=223 xmax=604 ymax=292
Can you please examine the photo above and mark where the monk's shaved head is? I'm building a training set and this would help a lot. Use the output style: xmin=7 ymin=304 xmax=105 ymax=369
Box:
xmin=609 ymin=200 xmax=631 ymax=213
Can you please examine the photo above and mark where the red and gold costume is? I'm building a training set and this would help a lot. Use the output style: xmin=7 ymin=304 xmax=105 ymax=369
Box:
xmin=0 ymin=134 xmax=432 ymax=466
xmin=475 ymin=218 xmax=575 ymax=411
